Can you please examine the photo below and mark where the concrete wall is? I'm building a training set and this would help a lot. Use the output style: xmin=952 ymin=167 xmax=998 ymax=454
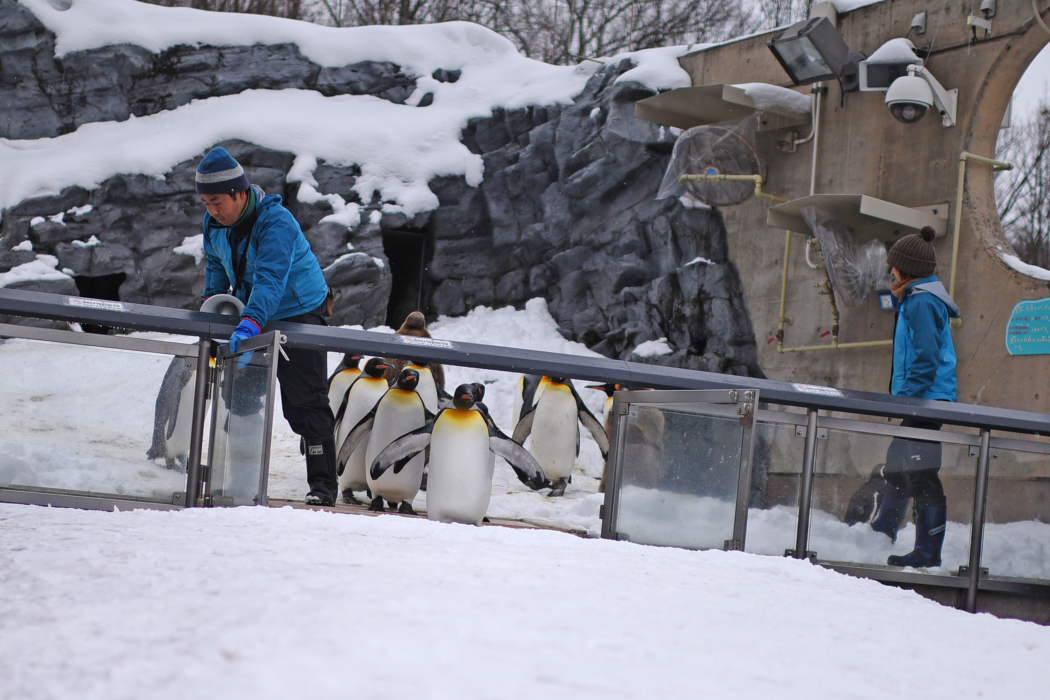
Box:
xmin=675 ymin=0 xmax=1050 ymax=415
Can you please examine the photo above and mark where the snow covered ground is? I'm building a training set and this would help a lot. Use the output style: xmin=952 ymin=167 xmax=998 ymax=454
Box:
xmin=2 ymin=500 xmax=1049 ymax=700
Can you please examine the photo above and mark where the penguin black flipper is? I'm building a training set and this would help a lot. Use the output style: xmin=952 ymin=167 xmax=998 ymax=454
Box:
xmin=488 ymin=425 xmax=548 ymax=490
xmin=511 ymin=407 xmax=537 ymax=445
xmin=336 ymin=411 xmax=376 ymax=476
xmin=569 ymin=381 xmax=610 ymax=459
xmin=518 ymin=375 xmax=543 ymax=423
xmin=333 ymin=375 xmax=363 ymax=424
xmin=369 ymin=424 xmax=434 ymax=481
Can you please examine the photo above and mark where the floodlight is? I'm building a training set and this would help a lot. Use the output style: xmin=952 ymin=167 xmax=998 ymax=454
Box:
xmin=767 ymin=17 xmax=850 ymax=86
xmin=885 ymin=65 xmax=957 ymax=127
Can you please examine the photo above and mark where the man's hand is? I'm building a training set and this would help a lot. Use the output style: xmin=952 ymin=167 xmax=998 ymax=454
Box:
xmin=229 ymin=318 xmax=260 ymax=368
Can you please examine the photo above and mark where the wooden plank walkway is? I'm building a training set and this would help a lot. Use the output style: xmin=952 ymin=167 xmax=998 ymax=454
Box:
xmin=267 ymin=498 xmax=590 ymax=538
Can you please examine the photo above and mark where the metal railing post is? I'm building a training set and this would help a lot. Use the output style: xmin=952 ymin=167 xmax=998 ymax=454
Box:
xmin=965 ymin=428 xmax=992 ymax=612
xmin=793 ymin=408 xmax=819 ymax=559
xmin=184 ymin=338 xmax=213 ymax=508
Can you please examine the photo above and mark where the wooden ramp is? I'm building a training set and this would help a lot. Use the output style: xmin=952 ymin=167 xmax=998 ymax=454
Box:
xmin=267 ymin=498 xmax=590 ymax=538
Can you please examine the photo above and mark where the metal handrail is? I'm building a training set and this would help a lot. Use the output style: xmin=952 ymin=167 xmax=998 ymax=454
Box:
xmin=2 ymin=287 xmax=1048 ymax=435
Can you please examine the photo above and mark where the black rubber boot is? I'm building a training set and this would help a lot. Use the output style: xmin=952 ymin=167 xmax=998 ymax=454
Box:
xmin=888 ymin=504 xmax=947 ymax=567
xmin=304 ymin=435 xmax=337 ymax=506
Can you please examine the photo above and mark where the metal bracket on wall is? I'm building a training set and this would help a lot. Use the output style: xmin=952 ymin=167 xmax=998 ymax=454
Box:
xmin=795 ymin=425 xmax=828 ymax=439
xmin=724 ymin=539 xmax=742 ymax=551
xmin=785 ymin=549 xmax=817 ymax=561
xmin=171 ymin=492 xmax=185 ymax=506
xmin=958 ymin=565 xmax=989 ymax=578
xmin=969 ymin=445 xmax=998 ymax=458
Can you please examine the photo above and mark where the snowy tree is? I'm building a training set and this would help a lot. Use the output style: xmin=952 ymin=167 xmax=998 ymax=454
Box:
xmin=995 ymin=104 xmax=1050 ymax=269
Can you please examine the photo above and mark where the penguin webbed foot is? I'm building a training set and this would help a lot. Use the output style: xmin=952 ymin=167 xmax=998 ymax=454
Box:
xmin=368 ymin=498 xmax=386 ymax=512
xmin=548 ymin=478 xmax=568 ymax=497
xmin=397 ymin=501 xmax=416 ymax=515
xmin=342 ymin=490 xmax=364 ymax=506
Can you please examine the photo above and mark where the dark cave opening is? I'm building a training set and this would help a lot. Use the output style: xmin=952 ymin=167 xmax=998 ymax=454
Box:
xmin=382 ymin=230 xmax=425 ymax=328
xmin=73 ymin=272 xmax=126 ymax=334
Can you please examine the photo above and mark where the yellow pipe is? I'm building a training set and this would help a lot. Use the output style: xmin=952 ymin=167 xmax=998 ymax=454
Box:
xmin=678 ymin=173 xmax=788 ymax=204
xmin=780 ymin=339 xmax=893 ymax=353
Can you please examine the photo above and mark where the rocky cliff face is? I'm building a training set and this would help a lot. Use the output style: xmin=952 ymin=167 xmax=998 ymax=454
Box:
xmin=0 ymin=0 xmax=760 ymax=376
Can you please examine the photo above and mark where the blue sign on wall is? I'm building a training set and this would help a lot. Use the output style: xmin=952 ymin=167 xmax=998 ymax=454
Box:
xmin=1005 ymin=298 xmax=1050 ymax=355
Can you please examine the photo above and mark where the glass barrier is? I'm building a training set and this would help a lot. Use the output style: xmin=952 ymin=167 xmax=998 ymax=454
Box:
xmin=980 ymin=445 xmax=1050 ymax=582
xmin=808 ymin=423 xmax=976 ymax=574
xmin=746 ymin=419 xmax=802 ymax=556
xmin=0 ymin=336 xmax=193 ymax=504
xmin=206 ymin=341 xmax=277 ymax=506
xmin=612 ymin=401 xmax=746 ymax=550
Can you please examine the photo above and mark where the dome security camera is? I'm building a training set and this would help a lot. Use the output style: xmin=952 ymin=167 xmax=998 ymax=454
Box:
xmin=884 ymin=65 xmax=957 ymax=127
xmin=885 ymin=74 xmax=933 ymax=123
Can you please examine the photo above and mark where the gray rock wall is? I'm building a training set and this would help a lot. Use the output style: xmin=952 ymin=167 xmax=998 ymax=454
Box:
xmin=0 ymin=0 xmax=760 ymax=375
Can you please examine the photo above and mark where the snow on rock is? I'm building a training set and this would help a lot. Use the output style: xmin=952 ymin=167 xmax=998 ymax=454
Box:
xmin=1003 ymin=253 xmax=1050 ymax=282
xmin=2 ymin=501 xmax=1050 ymax=699
xmin=633 ymin=337 xmax=674 ymax=358
xmin=173 ymin=234 xmax=204 ymax=266
xmin=0 ymin=254 xmax=72 ymax=288
xmin=735 ymin=83 xmax=811 ymax=114
xmin=8 ymin=0 xmax=605 ymax=217
xmin=684 ymin=256 xmax=714 ymax=267
xmin=11 ymin=240 xmax=32 ymax=252
xmin=867 ymin=37 xmax=921 ymax=64
xmin=70 ymin=235 xmax=101 ymax=248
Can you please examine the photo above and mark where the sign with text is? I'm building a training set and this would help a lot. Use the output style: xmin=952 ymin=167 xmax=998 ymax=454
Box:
xmin=1005 ymin=298 xmax=1050 ymax=355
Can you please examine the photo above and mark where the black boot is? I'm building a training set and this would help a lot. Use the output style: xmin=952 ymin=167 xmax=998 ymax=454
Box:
xmin=304 ymin=435 xmax=337 ymax=506
xmin=888 ymin=504 xmax=947 ymax=567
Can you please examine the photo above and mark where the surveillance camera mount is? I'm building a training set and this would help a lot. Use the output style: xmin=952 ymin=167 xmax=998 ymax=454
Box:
xmin=888 ymin=65 xmax=957 ymax=127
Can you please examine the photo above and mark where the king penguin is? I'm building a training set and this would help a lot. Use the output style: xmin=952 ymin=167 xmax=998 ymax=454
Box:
xmin=146 ymin=356 xmax=196 ymax=472
xmin=335 ymin=358 xmax=391 ymax=504
xmin=512 ymin=377 xmax=609 ymax=497
xmin=585 ymin=383 xmax=620 ymax=436
xmin=371 ymin=384 xmax=547 ymax=525
xmin=401 ymin=360 xmax=447 ymax=414
xmin=340 ymin=368 xmax=432 ymax=513
xmin=511 ymin=375 xmax=547 ymax=432
xmin=327 ymin=354 xmax=362 ymax=415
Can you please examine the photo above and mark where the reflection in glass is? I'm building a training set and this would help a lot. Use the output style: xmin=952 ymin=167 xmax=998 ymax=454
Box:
xmin=0 ymin=338 xmax=189 ymax=502
xmin=614 ymin=403 xmax=743 ymax=549
xmin=208 ymin=352 xmax=270 ymax=506
xmin=980 ymin=447 xmax=1050 ymax=581
xmin=745 ymin=421 xmax=802 ymax=556
xmin=808 ymin=427 xmax=974 ymax=573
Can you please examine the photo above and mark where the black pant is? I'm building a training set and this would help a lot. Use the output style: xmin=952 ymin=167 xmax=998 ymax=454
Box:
xmin=883 ymin=418 xmax=947 ymax=509
xmin=268 ymin=306 xmax=335 ymax=439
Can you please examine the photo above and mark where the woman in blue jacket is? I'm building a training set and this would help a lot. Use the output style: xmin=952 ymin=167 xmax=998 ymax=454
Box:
xmin=867 ymin=225 xmax=959 ymax=568
xmin=197 ymin=147 xmax=337 ymax=506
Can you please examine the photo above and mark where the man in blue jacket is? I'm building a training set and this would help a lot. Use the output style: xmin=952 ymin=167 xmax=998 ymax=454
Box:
xmin=197 ymin=147 xmax=338 ymax=506
xmin=865 ymin=225 xmax=959 ymax=568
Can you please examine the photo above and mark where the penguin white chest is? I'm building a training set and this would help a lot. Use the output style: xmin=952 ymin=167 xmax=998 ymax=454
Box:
xmin=366 ymin=390 xmax=426 ymax=503
xmin=410 ymin=366 xmax=439 ymax=414
xmin=529 ymin=385 xmax=579 ymax=480
xmin=327 ymin=369 xmax=360 ymax=413
xmin=336 ymin=379 xmax=388 ymax=492
xmin=427 ymin=410 xmax=493 ymax=525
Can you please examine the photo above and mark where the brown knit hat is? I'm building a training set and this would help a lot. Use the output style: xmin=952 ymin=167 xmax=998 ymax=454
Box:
xmin=887 ymin=226 xmax=937 ymax=278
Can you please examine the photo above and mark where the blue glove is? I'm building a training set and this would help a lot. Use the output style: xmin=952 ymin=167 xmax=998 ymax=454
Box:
xmin=229 ymin=318 xmax=260 ymax=368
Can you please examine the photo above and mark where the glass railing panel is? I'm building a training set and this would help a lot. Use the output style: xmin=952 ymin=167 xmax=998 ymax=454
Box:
xmin=808 ymin=424 xmax=975 ymax=573
xmin=980 ymin=445 xmax=1050 ymax=582
xmin=746 ymin=419 xmax=802 ymax=556
xmin=206 ymin=349 xmax=273 ymax=506
xmin=613 ymin=402 xmax=744 ymax=550
xmin=0 ymin=337 xmax=192 ymax=503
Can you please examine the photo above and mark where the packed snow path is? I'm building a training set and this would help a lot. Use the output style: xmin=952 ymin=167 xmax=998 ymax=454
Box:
xmin=2 ymin=502 xmax=1048 ymax=699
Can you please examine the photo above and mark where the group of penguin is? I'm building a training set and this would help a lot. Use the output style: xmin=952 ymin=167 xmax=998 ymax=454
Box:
xmin=327 ymin=344 xmax=615 ymax=526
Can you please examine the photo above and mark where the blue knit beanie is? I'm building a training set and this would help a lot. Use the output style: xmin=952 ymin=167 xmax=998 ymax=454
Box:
xmin=195 ymin=147 xmax=250 ymax=195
